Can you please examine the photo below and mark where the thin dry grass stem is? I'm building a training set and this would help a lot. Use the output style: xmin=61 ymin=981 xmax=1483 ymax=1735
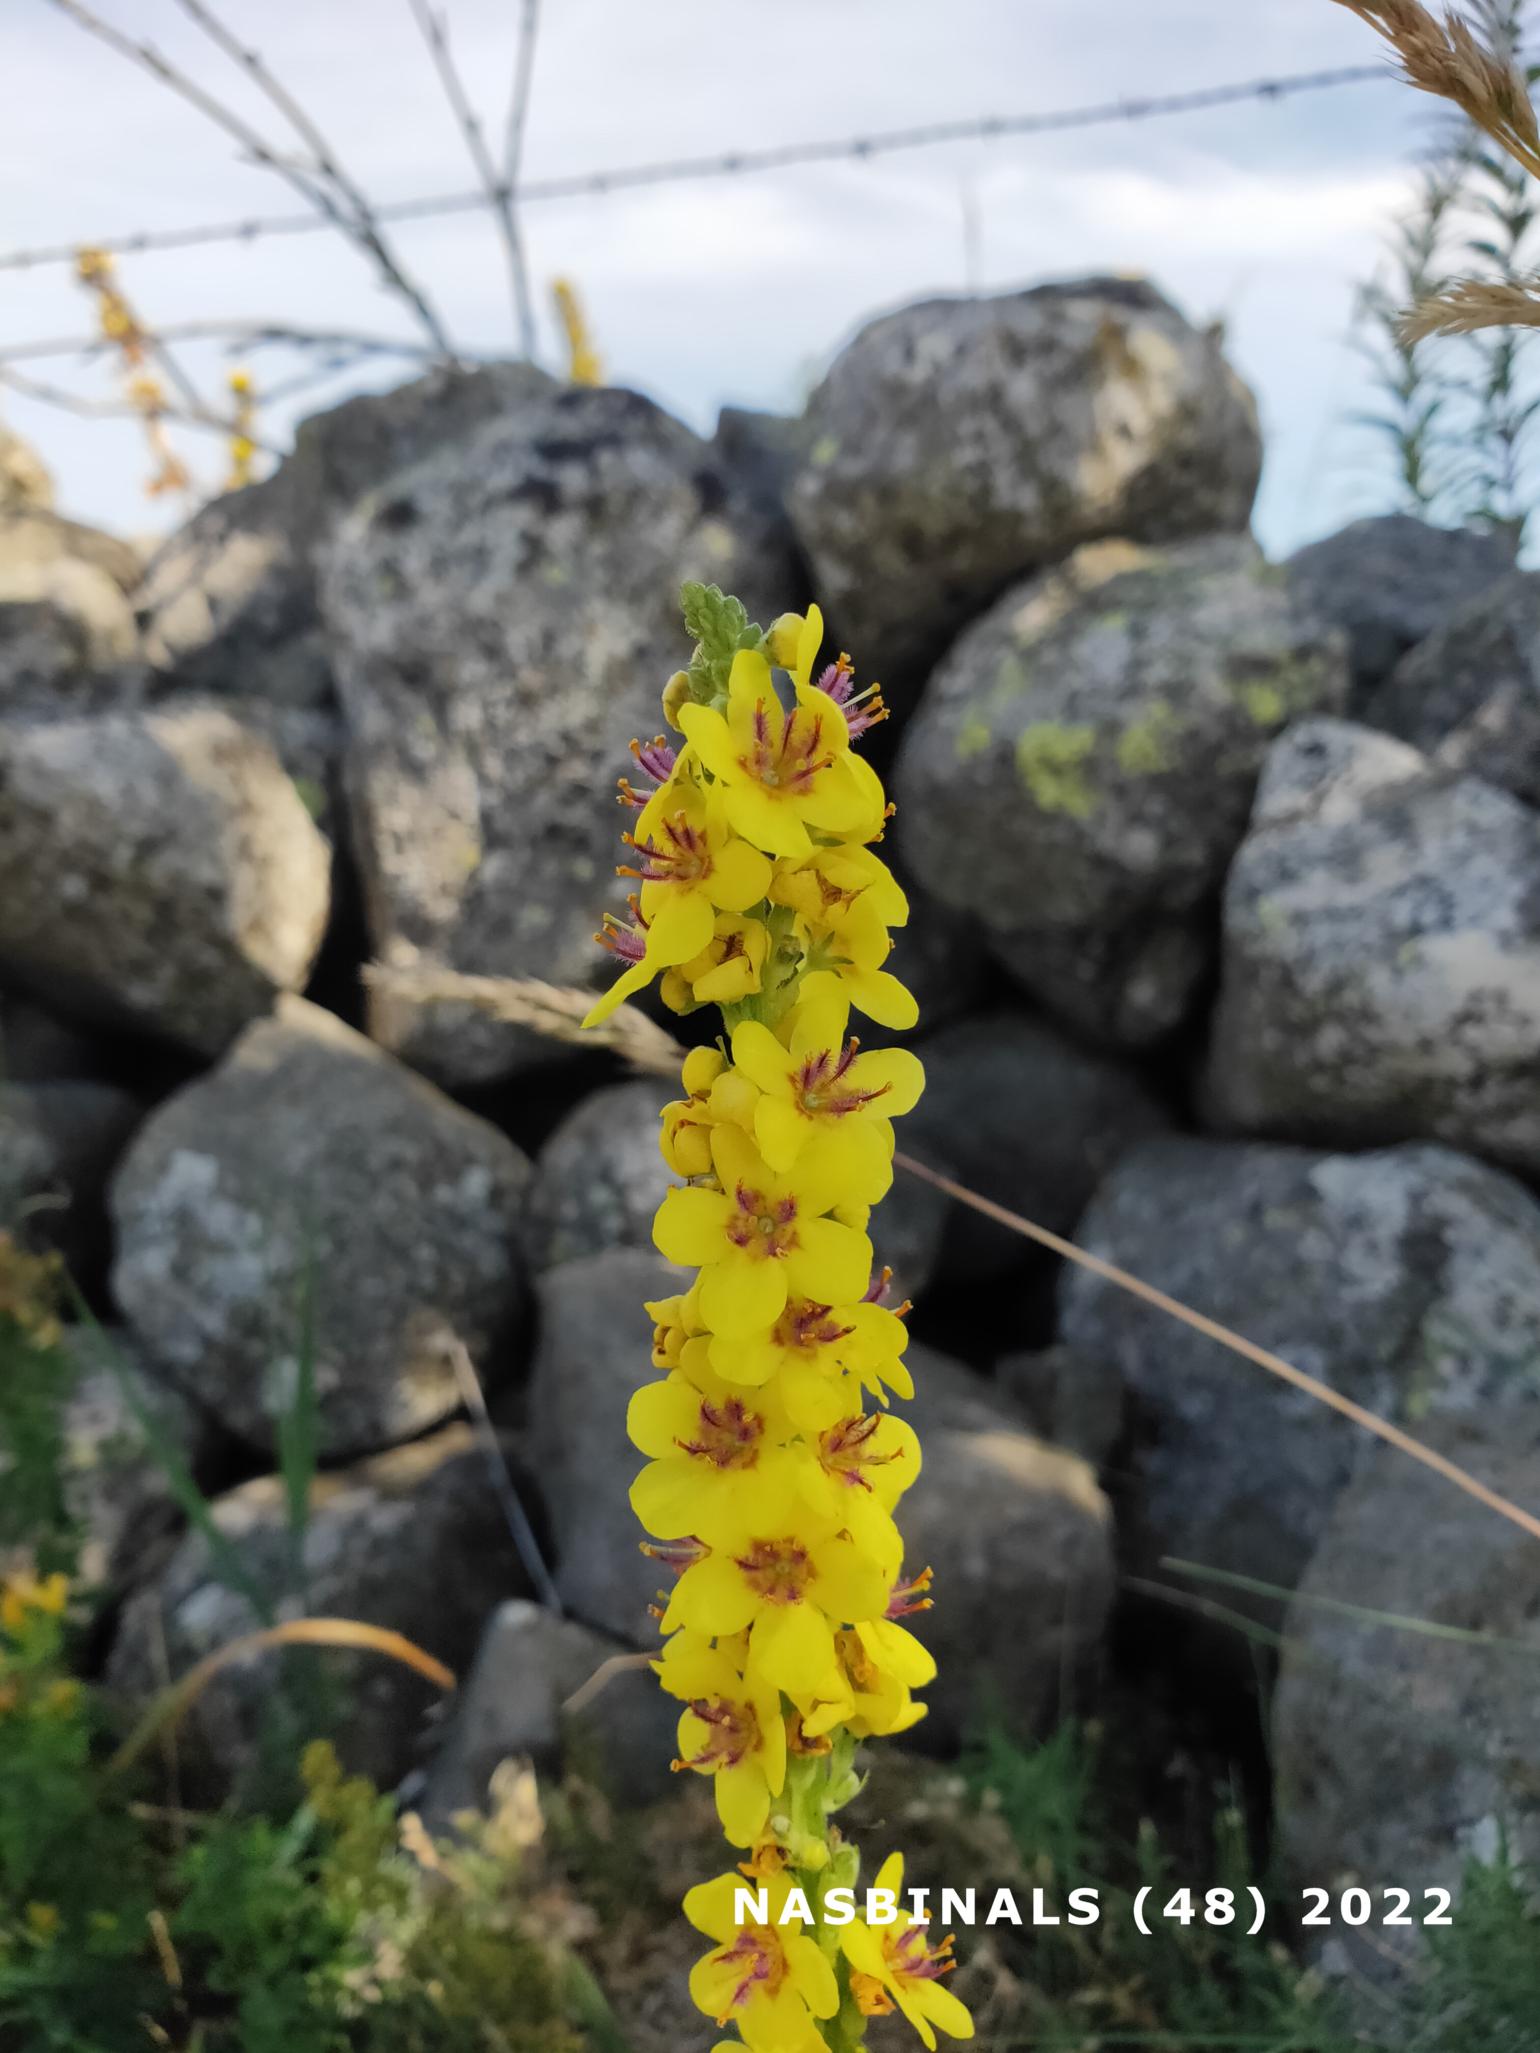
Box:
xmin=408 ymin=0 xmax=537 ymax=358
xmin=561 ymin=1651 xmax=654 ymax=1718
xmin=373 ymin=965 xmax=1540 ymax=1552
xmin=108 ymin=1618 xmax=456 ymax=1775
xmin=445 ymin=1339 xmax=563 ymax=1614
xmin=0 ymin=321 xmax=444 ymax=370
xmin=896 ymin=1150 xmax=1540 ymax=1550
xmin=1335 ymin=0 xmax=1540 ymax=175
xmin=45 ymin=0 xmax=456 ymax=360
xmin=360 ymin=962 xmax=683 ymax=1076
xmin=1399 ymin=272 xmax=1540 ymax=337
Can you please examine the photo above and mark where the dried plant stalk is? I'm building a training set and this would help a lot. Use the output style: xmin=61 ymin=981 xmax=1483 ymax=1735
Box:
xmin=361 ymin=961 xmax=682 ymax=1075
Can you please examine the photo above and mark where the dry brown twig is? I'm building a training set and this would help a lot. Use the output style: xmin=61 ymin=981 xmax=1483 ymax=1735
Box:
xmin=45 ymin=0 xmax=456 ymax=361
xmin=366 ymin=960 xmax=1540 ymax=1557
xmin=408 ymin=0 xmax=537 ymax=358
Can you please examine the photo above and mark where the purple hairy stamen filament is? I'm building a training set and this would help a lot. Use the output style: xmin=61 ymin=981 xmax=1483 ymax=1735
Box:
xmin=618 ymin=814 xmax=709 ymax=884
xmin=814 ymin=656 xmax=888 ymax=740
xmin=894 ymin=1926 xmax=956 ymax=1980
xmin=819 ymin=1413 xmax=897 ymax=1490
xmin=684 ymin=1695 xmax=758 ymax=1769
xmin=597 ymin=895 xmax=648 ymax=963
xmin=796 ymin=1037 xmax=892 ymax=1117
xmin=747 ymin=698 xmax=836 ymax=793
xmin=887 ymin=1567 xmax=934 ymax=1619
xmin=677 ymin=1397 xmax=763 ymax=1468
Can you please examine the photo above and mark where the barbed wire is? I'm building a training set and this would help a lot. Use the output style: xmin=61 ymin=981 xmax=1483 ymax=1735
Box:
xmin=0 ymin=62 xmax=1388 ymax=277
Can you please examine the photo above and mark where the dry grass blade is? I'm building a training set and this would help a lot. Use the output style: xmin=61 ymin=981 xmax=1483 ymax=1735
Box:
xmin=109 ymin=1618 xmax=456 ymax=1774
xmin=1334 ymin=0 xmax=1540 ymax=175
xmin=897 ymin=1150 xmax=1540 ymax=1550
xmin=1399 ymin=272 xmax=1540 ymax=337
xmin=361 ymin=962 xmax=683 ymax=1075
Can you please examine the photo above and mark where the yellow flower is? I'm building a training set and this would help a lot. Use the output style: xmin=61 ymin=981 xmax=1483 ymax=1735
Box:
xmin=677 ymin=636 xmax=884 ymax=858
xmin=657 ymin=1637 xmax=788 ymax=1846
xmin=662 ymin=911 xmax=770 ymax=1011
xmin=800 ymin=1407 xmax=920 ymax=1562
xmin=644 ymin=1283 xmax=707 ymax=1371
xmin=662 ymin=1517 xmax=894 ymax=1696
xmin=686 ymin=1869 xmax=839 ymax=2048
xmin=799 ymin=1617 xmax=937 ymax=1740
xmin=584 ymin=790 xmax=771 ymax=1025
xmin=708 ymin=1294 xmax=914 ymax=1421
xmin=627 ymin=1365 xmax=799 ymax=1542
xmin=842 ymin=1853 xmax=974 ymax=2047
xmin=0 ymin=1571 xmax=68 ymax=1633
xmin=652 ymin=1124 xmax=872 ymax=1338
xmin=731 ymin=990 xmax=924 ymax=1200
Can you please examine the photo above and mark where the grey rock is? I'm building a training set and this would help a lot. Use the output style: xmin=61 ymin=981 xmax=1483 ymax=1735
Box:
xmin=321 ymin=382 xmax=801 ymax=1085
xmin=524 ymin=1079 xmax=674 ymax=1271
xmin=0 ymin=1079 xmax=141 ymax=1276
xmin=901 ymin=1010 xmax=1169 ymax=1282
xmin=898 ymin=1343 xmax=1114 ymax=1749
xmin=1273 ymin=1424 xmax=1540 ymax=1981
xmin=1061 ymin=1135 xmax=1540 ymax=1591
xmin=1286 ymin=514 xmax=1512 ymax=704
xmin=136 ymin=364 xmax=551 ymax=798
xmin=111 ymin=997 xmax=531 ymax=1457
xmin=0 ymin=424 xmax=52 ymax=512
xmin=1365 ymin=567 xmax=1540 ymax=806
xmin=1205 ymin=719 xmax=1540 ymax=1173
xmin=57 ymin=1327 xmax=214 ymax=1593
xmin=0 ymin=533 xmax=139 ymax=717
xmin=789 ymin=280 xmax=1261 ymax=693
xmin=107 ymin=1423 xmax=529 ymax=1798
xmin=0 ymin=987 xmax=109 ymax=1082
xmin=0 ymin=705 xmax=331 ymax=1054
xmin=0 ymin=509 xmax=142 ymax=596
xmin=884 ymin=881 xmax=988 ymax=1036
xmin=870 ymin=1162 xmax=947 ymax=1306
xmin=422 ymin=1598 xmax=677 ymax=1823
xmin=895 ymin=538 xmax=1348 ymax=1046
xmin=713 ymin=405 xmax=801 ymax=514
xmin=526 ymin=1250 xmax=677 ymax=1643
xmin=996 ymin=1343 xmax=1124 ymax=1468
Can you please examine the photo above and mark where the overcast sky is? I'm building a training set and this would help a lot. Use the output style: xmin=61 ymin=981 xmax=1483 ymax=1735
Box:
xmin=1 ymin=1 xmax=1431 ymax=554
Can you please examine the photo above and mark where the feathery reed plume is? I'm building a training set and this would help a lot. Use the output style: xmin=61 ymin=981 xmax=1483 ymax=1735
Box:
xmin=1335 ymin=0 xmax=1540 ymax=175
xmin=1399 ymin=271 xmax=1540 ymax=336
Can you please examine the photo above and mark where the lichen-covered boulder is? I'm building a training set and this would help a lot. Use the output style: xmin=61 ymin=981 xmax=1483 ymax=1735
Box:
xmin=0 ymin=706 xmax=331 ymax=1054
xmin=111 ymin=997 xmax=531 ymax=1457
xmin=898 ymin=1344 xmax=1114 ymax=1748
xmin=895 ymin=538 xmax=1348 ymax=1045
xmin=136 ymin=364 xmax=551 ymax=804
xmin=1273 ymin=1424 xmax=1540 ymax=1982
xmin=901 ymin=1010 xmax=1169 ymax=1282
xmin=1363 ymin=568 xmax=1540 ymax=806
xmin=1205 ymin=719 xmax=1540 ymax=1172
xmin=320 ymin=383 xmax=801 ymax=1086
xmin=1061 ymin=1135 xmax=1540 ymax=1591
xmin=1285 ymin=514 xmax=1511 ymax=707
xmin=107 ymin=1423 xmax=529 ymax=1798
xmin=789 ymin=279 xmax=1261 ymax=694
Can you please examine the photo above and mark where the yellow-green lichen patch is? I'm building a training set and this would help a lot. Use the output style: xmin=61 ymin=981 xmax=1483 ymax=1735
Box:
xmin=809 ymin=434 xmax=840 ymax=468
xmin=1015 ymin=722 xmax=1097 ymax=818
xmin=1115 ymin=699 xmax=1183 ymax=776
xmin=955 ymin=718 xmax=993 ymax=762
xmin=1232 ymin=655 xmax=1332 ymax=730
